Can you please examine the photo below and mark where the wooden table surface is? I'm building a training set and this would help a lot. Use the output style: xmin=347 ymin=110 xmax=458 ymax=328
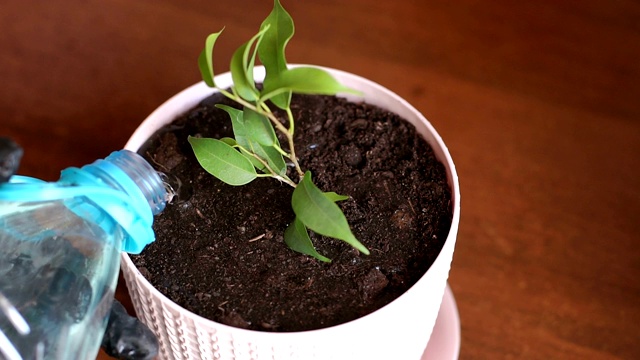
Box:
xmin=1 ymin=1 xmax=638 ymax=359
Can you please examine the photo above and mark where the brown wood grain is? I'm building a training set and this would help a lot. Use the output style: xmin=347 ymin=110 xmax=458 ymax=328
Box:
xmin=1 ymin=1 xmax=637 ymax=359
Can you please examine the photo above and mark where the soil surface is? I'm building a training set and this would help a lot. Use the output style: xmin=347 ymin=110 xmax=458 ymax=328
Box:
xmin=133 ymin=92 xmax=452 ymax=332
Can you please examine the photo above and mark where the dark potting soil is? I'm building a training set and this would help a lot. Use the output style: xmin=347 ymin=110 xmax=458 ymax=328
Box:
xmin=133 ymin=92 xmax=453 ymax=332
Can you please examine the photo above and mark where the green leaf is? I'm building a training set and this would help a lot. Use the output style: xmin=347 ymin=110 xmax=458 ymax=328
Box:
xmin=243 ymin=107 xmax=277 ymax=146
xmin=259 ymin=0 xmax=294 ymax=78
xmin=198 ymin=30 xmax=224 ymax=87
xmin=216 ymin=104 xmax=264 ymax=169
xmin=284 ymin=217 xmax=331 ymax=263
xmin=219 ymin=137 xmax=238 ymax=146
xmin=323 ymin=192 xmax=349 ymax=202
xmin=258 ymin=0 xmax=295 ymax=109
xmin=292 ymin=172 xmax=369 ymax=255
xmin=215 ymin=104 xmax=242 ymax=118
xmin=262 ymin=67 xmax=361 ymax=101
xmin=237 ymin=140 xmax=287 ymax=176
xmin=250 ymin=143 xmax=287 ymax=176
xmin=230 ymin=27 xmax=269 ymax=102
xmin=188 ymin=136 xmax=257 ymax=186
xmin=216 ymin=104 xmax=247 ymax=141
xmin=216 ymin=104 xmax=286 ymax=176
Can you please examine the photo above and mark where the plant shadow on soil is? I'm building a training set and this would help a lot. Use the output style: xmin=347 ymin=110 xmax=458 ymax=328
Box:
xmin=133 ymin=91 xmax=452 ymax=332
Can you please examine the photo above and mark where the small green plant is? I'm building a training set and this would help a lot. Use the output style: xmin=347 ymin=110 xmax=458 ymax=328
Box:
xmin=189 ymin=0 xmax=369 ymax=262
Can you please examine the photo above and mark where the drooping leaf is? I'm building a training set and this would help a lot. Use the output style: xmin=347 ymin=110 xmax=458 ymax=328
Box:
xmin=216 ymin=104 xmax=286 ymax=176
xmin=292 ymin=172 xmax=369 ymax=255
xmin=188 ymin=136 xmax=257 ymax=186
xmin=258 ymin=0 xmax=295 ymax=109
xmin=259 ymin=0 xmax=294 ymax=77
xmin=198 ymin=30 xmax=224 ymax=87
xmin=262 ymin=67 xmax=362 ymax=101
xmin=284 ymin=217 xmax=331 ymax=263
xmin=230 ymin=27 xmax=269 ymax=102
xmin=243 ymin=107 xmax=277 ymax=146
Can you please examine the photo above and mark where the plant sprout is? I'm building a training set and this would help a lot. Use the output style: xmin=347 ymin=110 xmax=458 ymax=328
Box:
xmin=189 ymin=0 xmax=369 ymax=262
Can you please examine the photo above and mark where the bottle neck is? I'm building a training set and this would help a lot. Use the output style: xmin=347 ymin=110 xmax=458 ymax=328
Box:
xmin=79 ymin=150 xmax=167 ymax=216
xmin=58 ymin=150 xmax=167 ymax=254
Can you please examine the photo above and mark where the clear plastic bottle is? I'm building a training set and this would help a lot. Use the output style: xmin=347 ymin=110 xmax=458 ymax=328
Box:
xmin=0 ymin=150 xmax=166 ymax=360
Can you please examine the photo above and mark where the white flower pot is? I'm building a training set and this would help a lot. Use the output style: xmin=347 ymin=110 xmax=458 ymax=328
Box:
xmin=121 ymin=66 xmax=461 ymax=360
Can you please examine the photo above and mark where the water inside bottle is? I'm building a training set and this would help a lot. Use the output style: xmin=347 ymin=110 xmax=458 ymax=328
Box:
xmin=0 ymin=199 xmax=122 ymax=359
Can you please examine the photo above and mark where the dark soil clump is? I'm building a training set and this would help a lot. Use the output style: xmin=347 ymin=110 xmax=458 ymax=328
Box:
xmin=133 ymin=92 xmax=452 ymax=332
